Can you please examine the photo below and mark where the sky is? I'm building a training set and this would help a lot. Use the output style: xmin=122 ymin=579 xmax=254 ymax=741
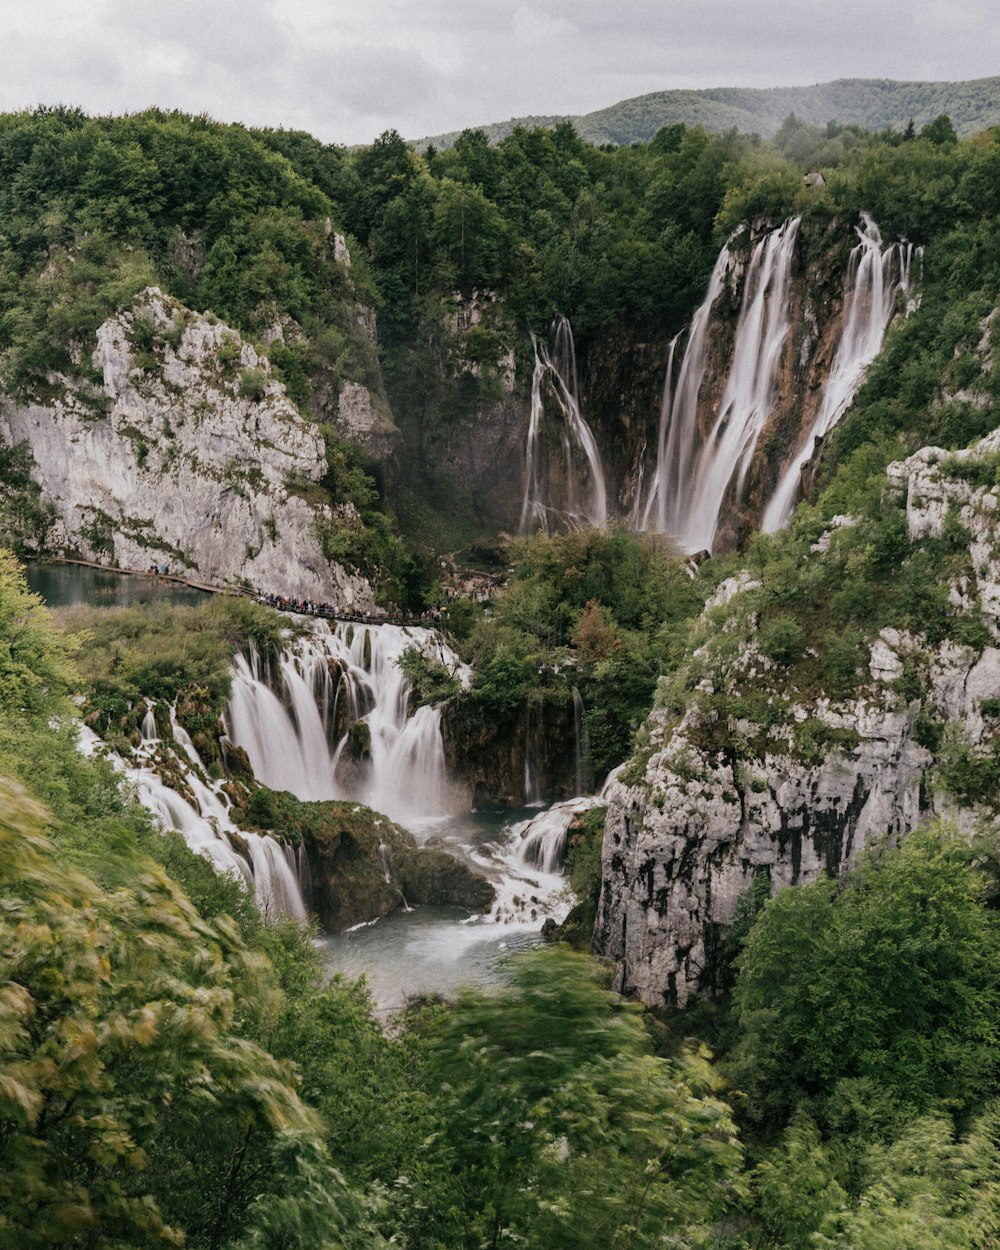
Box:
xmin=0 ymin=0 xmax=997 ymax=146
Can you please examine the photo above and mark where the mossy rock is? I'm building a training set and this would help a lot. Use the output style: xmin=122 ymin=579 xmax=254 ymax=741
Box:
xmin=346 ymin=719 xmax=371 ymax=761
xmin=233 ymin=786 xmax=494 ymax=930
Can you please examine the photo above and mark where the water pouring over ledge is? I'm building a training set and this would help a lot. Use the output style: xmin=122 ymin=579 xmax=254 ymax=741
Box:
xmin=520 ymin=316 xmax=608 ymax=534
xmin=640 ymin=213 xmax=920 ymax=551
xmin=762 ymin=215 xmax=920 ymax=532
xmin=225 ymin=620 xmax=469 ymax=824
xmin=641 ymin=217 xmax=801 ymax=552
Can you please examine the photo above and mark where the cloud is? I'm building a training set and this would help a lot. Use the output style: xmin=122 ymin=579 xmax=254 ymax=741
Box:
xmin=0 ymin=0 xmax=996 ymax=145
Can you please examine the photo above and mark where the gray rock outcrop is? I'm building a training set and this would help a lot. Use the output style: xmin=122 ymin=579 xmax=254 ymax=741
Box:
xmin=596 ymin=430 xmax=1000 ymax=1008
xmin=0 ymin=288 xmax=374 ymax=607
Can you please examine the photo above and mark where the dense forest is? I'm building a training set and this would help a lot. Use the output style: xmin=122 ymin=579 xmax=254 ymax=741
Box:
xmin=3 ymin=100 xmax=1000 ymax=1246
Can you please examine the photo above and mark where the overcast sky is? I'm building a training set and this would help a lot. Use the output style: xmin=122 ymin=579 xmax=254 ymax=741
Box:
xmin=1 ymin=0 xmax=996 ymax=146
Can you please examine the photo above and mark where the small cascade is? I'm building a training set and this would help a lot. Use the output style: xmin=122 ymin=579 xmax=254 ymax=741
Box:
xmin=681 ymin=216 xmax=801 ymax=551
xmin=226 ymin=621 xmax=468 ymax=825
xmin=77 ymin=723 xmax=306 ymax=920
xmin=377 ymin=840 xmax=392 ymax=884
xmin=762 ymin=215 xmax=920 ymax=532
xmin=519 ymin=316 xmax=608 ymax=534
xmin=571 ymin=687 xmax=592 ymax=797
xmin=141 ymin=701 xmax=157 ymax=742
xmin=513 ymin=801 xmax=582 ymax=874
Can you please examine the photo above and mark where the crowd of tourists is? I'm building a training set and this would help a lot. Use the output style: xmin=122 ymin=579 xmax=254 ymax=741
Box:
xmin=255 ymin=591 xmax=454 ymax=627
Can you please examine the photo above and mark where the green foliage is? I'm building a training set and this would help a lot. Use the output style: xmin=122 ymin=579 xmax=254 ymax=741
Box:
xmin=57 ymin=595 xmax=285 ymax=749
xmin=0 ymin=777 xmax=369 ymax=1250
xmin=0 ymin=442 xmax=56 ymax=554
xmin=416 ymin=946 xmax=743 ymax=1248
xmin=452 ymin=528 xmax=706 ymax=779
xmin=0 ymin=548 xmax=75 ymax=717
xmin=814 ymin=1111 xmax=1000 ymax=1248
xmin=395 ymin=644 xmax=461 ymax=710
xmin=556 ymin=804 xmax=607 ymax=948
xmin=238 ymin=364 xmax=268 ymax=401
xmin=732 ymin=823 xmax=1000 ymax=1140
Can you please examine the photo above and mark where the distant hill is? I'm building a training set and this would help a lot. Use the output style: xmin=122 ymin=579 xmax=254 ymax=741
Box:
xmin=415 ymin=75 xmax=1000 ymax=149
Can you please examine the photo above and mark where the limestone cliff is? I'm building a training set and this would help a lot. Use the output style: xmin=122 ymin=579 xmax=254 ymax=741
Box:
xmin=596 ymin=424 xmax=1000 ymax=1008
xmin=0 ymin=288 xmax=375 ymax=607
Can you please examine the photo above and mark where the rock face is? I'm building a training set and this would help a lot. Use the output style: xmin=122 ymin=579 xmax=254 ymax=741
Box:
xmin=0 ymin=288 xmax=374 ymax=607
xmin=335 ymin=380 xmax=398 ymax=458
xmin=299 ymin=801 xmax=494 ymax=930
xmin=596 ymin=428 xmax=1000 ymax=1009
xmin=442 ymin=695 xmax=579 ymax=807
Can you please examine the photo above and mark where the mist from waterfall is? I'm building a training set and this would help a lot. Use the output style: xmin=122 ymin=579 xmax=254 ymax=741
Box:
xmin=226 ymin=621 xmax=467 ymax=825
xmin=519 ymin=316 xmax=608 ymax=534
xmin=761 ymin=215 xmax=920 ymax=532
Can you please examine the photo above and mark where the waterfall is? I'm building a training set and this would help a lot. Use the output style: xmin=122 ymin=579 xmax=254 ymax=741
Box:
xmin=226 ymin=621 xmax=467 ymax=825
xmin=572 ymin=687 xmax=591 ymax=797
xmin=641 ymin=235 xmax=740 ymax=534
xmin=680 ymin=216 xmax=801 ymax=551
xmin=523 ymin=700 xmax=543 ymax=805
xmin=519 ymin=316 xmax=608 ymax=534
xmin=512 ymin=795 xmax=602 ymax=875
xmin=77 ymin=723 xmax=307 ymax=921
xmin=762 ymin=215 xmax=920 ymax=532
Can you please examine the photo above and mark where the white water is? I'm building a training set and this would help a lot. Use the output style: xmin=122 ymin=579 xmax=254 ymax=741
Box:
xmin=77 ymin=722 xmax=306 ymax=920
xmin=509 ymin=796 xmax=599 ymax=875
xmin=679 ymin=216 xmax=801 ymax=551
xmin=762 ymin=215 xmax=920 ymax=532
xmin=226 ymin=620 xmax=467 ymax=824
xmin=642 ymin=235 xmax=738 ymax=535
xmin=78 ymin=603 xmax=608 ymax=1005
xmin=519 ymin=316 xmax=608 ymax=533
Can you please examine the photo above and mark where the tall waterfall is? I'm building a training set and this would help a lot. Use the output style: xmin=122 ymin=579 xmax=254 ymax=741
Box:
xmin=679 ymin=216 xmax=801 ymax=551
xmin=761 ymin=215 xmax=920 ymax=532
xmin=226 ymin=621 xmax=466 ymax=825
xmin=520 ymin=316 xmax=608 ymax=534
xmin=642 ymin=237 xmax=738 ymax=534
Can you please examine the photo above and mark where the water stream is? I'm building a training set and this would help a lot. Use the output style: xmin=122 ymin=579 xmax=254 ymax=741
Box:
xmin=762 ymin=215 xmax=920 ymax=531
xmin=520 ymin=316 xmax=608 ymax=533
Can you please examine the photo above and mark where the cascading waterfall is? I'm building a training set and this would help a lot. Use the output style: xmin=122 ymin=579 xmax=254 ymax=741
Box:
xmin=680 ymin=216 xmax=801 ymax=551
xmin=762 ymin=215 xmax=920 ymax=532
xmin=519 ymin=316 xmax=608 ymax=534
xmin=226 ymin=621 xmax=468 ymax=825
xmin=78 ymin=720 xmax=307 ymax=920
xmin=509 ymin=769 xmax=620 ymax=877
xmin=641 ymin=234 xmax=740 ymax=534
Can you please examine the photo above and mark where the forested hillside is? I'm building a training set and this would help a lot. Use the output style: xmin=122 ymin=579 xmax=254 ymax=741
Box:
xmin=418 ymin=73 xmax=1000 ymax=148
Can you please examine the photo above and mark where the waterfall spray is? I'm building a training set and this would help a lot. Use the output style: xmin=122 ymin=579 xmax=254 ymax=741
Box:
xmin=641 ymin=233 xmax=741 ymax=535
xmin=680 ymin=216 xmax=801 ymax=551
xmin=226 ymin=621 xmax=467 ymax=824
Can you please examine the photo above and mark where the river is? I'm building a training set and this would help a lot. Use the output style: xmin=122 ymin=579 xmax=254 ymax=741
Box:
xmin=31 ymin=562 xmax=582 ymax=1012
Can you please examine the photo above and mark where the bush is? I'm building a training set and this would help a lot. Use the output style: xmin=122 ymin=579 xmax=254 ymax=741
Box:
xmin=238 ymin=365 xmax=269 ymax=401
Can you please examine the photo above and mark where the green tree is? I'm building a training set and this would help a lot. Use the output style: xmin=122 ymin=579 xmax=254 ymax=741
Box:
xmin=732 ymin=823 xmax=1000 ymax=1138
xmin=0 ymin=777 xmax=374 ymax=1249
xmin=417 ymin=947 xmax=742 ymax=1249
